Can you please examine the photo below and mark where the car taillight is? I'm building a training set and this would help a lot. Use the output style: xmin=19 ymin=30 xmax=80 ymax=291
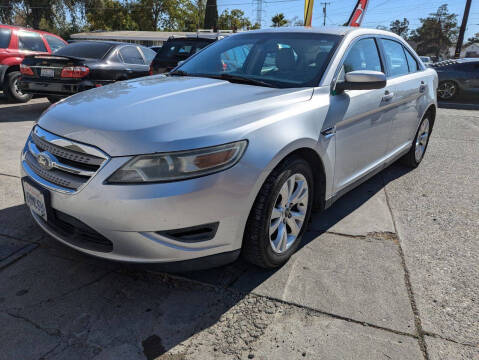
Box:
xmin=149 ymin=65 xmax=153 ymax=76
xmin=20 ymin=64 xmax=34 ymax=76
xmin=61 ymin=66 xmax=89 ymax=78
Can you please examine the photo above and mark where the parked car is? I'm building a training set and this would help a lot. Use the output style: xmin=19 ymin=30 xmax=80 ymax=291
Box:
xmin=432 ymin=58 xmax=479 ymax=100
xmin=150 ymin=45 xmax=163 ymax=53
xmin=419 ymin=56 xmax=433 ymax=67
xmin=150 ymin=36 xmax=218 ymax=74
xmin=20 ymin=27 xmax=437 ymax=270
xmin=19 ymin=41 xmax=156 ymax=102
xmin=0 ymin=24 xmax=67 ymax=102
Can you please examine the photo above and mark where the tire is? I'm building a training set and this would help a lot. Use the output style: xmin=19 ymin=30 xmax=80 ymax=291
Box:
xmin=4 ymin=71 xmax=33 ymax=103
xmin=437 ymin=80 xmax=458 ymax=100
xmin=401 ymin=115 xmax=432 ymax=168
xmin=47 ymin=96 xmax=62 ymax=103
xmin=242 ymin=156 xmax=314 ymax=268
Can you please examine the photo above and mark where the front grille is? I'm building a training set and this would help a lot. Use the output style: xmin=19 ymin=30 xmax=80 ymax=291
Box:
xmin=23 ymin=126 xmax=109 ymax=192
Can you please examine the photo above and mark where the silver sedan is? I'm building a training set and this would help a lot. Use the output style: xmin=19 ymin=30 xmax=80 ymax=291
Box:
xmin=21 ymin=27 xmax=437 ymax=270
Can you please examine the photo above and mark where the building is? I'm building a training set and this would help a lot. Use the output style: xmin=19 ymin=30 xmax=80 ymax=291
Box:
xmin=70 ymin=30 xmax=232 ymax=47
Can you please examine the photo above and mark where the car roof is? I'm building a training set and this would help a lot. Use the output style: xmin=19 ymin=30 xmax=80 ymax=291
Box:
xmin=236 ymin=26 xmax=397 ymax=37
xmin=0 ymin=24 xmax=62 ymax=37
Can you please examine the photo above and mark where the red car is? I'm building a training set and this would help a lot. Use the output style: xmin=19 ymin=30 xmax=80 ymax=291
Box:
xmin=0 ymin=25 xmax=67 ymax=102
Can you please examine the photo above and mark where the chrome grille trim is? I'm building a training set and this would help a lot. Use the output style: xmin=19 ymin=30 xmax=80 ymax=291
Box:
xmin=22 ymin=126 xmax=110 ymax=194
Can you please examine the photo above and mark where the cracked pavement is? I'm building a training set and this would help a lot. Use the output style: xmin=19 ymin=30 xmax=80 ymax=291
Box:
xmin=0 ymin=97 xmax=478 ymax=360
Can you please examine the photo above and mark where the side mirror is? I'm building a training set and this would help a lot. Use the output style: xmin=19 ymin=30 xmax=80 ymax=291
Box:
xmin=335 ymin=70 xmax=387 ymax=93
xmin=177 ymin=60 xmax=185 ymax=66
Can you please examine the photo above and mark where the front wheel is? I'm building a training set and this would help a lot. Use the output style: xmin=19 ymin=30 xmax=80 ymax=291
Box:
xmin=242 ymin=156 xmax=314 ymax=268
xmin=437 ymin=80 xmax=458 ymax=100
xmin=401 ymin=115 xmax=431 ymax=168
xmin=4 ymin=71 xmax=33 ymax=103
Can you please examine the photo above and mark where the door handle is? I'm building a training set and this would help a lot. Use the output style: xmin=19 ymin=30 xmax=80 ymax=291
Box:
xmin=382 ymin=90 xmax=394 ymax=101
xmin=321 ymin=126 xmax=336 ymax=138
xmin=419 ymin=81 xmax=426 ymax=93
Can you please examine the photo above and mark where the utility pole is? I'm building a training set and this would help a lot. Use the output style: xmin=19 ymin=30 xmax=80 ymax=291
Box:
xmin=255 ymin=0 xmax=263 ymax=28
xmin=454 ymin=0 xmax=472 ymax=59
xmin=321 ymin=2 xmax=330 ymax=26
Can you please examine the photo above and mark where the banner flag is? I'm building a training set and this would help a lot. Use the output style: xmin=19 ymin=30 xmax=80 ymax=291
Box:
xmin=347 ymin=0 xmax=369 ymax=27
xmin=304 ymin=0 xmax=314 ymax=26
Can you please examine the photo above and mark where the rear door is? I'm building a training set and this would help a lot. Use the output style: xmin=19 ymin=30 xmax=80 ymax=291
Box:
xmin=379 ymin=38 xmax=424 ymax=154
xmin=118 ymin=45 xmax=149 ymax=78
xmin=332 ymin=36 xmax=394 ymax=191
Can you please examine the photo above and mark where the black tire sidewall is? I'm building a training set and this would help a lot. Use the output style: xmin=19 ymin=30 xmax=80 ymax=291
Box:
xmin=6 ymin=71 xmax=32 ymax=102
xmin=259 ymin=158 xmax=314 ymax=267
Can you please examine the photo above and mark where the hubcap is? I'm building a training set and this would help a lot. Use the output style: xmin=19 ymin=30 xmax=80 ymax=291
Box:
xmin=415 ymin=119 xmax=430 ymax=162
xmin=269 ymin=173 xmax=309 ymax=254
xmin=438 ymin=81 xmax=456 ymax=99
xmin=13 ymin=78 xmax=24 ymax=96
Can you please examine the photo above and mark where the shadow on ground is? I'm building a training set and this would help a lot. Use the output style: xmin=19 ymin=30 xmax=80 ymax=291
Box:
xmin=0 ymin=163 xmax=412 ymax=359
xmin=0 ymin=95 xmax=50 ymax=122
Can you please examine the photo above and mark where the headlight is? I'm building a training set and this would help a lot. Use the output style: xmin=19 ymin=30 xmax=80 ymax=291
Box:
xmin=106 ymin=140 xmax=248 ymax=183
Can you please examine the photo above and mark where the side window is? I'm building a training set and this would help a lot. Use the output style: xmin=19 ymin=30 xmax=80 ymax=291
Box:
xmin=45 ymin=35 xmax=66 ymax=52
xmin=119 ymin=46 xmax=145 ymax=65
xmin=18 ymin=31 xmax=47 ymax=52
xmin=0 ymin=28 xmax=12 ymax=49
xmin=381 ymin=39 xmax=409 ymax=77
xmin=341 ymin=38 xmax=382 ymax=78
xmin=404 ymin=49 xmax=419 ymax=73
xmin=139 ymin=47 xmax=156 ymax=64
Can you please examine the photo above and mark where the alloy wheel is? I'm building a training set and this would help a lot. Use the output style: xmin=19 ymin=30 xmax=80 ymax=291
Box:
xmin=269 ymin=173 xmax=308 ymax=254
xmin=437 ymin=81 xmax=456 ymax=100
xmin=415 ymin=118 xmax=430 ymax=162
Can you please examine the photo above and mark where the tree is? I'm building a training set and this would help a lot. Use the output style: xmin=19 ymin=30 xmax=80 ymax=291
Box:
xmin=217 ymin=9 xmax=251 ymax=31
xmin=466 ymin=32 xmax=479 ymax=46
xmin=410 ymin=5 xmax=458 ymax=58
xmin=389 ymin=18 xmax=409 ymax=39
xmin=250 ymin=22 xmax=261 ymax=30
xmin=85 ymin=0 xmax=138 ymax=31
xmin=271 ymin=13 xmax=287 ymax=27
xmin=204 ymin=0 xmax=217 ymax=29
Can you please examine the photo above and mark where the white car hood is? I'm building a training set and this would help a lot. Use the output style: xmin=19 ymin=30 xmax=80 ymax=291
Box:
xmin=38 ymin=75 xmax=313 ymax=156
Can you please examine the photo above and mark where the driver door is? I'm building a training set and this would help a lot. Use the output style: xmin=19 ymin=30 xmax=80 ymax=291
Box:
xmin=330 ymin=37 xmax=394 ymax=192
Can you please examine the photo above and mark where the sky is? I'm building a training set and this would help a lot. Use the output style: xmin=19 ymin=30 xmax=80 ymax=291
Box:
xmin=217 ymin=0 xmax=479 ymax=40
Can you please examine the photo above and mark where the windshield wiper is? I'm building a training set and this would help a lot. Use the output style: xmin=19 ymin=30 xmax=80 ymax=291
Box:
xmin=169 ymin=70 xmax=189 ymax=76
xmin=206 ymin=73 xmax=274 ymax=88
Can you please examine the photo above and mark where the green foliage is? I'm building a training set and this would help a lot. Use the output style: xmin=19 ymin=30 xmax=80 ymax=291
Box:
xmin=409 ymin=4 xmax=458 ymax=58
xmin=204 ymin=0 xmax=217 ymax=30
xmin=271 ymin=13 xmax=287 ymax=27
xmin=389 ymin=18 xmax=409 ymax=39
xmin=218 ymin=9 xmax=251 ymax=31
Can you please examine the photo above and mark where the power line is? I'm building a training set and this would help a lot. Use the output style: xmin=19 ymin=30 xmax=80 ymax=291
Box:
xmin=320 ymin=2 xmax=331 ymax=26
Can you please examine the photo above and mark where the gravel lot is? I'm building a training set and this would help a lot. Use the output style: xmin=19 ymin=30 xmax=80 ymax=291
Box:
xmin=0 ymin=96 xmax=478 ymax=360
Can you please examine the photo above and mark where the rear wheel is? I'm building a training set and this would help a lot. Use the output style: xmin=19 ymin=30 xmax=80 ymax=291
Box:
xmin=242 ymin=156 xmax=314 ymax=268
xmin=401 ymin=115 xmax=431 ymax=168
xmin=4 ymin=71 xmax=33 ymax=103
xmin=437 ymin=80 xmax=458 ymax=100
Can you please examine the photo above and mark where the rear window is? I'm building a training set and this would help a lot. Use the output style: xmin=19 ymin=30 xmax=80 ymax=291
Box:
xmin=45 ymin=35 xmax=66 ymax=52
xmin=155 ymin=40 xmax=212 ymax=62
xmin=0 ymin=28 xmax=11 ymax=48
xmin=54 ymin=42 xmax=113 ymax=59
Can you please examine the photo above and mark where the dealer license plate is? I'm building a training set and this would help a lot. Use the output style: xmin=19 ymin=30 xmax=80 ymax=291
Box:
xmin=23 ymin=180 xmax=47 ymax=221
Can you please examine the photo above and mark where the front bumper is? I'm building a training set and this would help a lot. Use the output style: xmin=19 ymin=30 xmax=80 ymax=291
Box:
xmin=21 ymin=148 xmax=257 ymax=265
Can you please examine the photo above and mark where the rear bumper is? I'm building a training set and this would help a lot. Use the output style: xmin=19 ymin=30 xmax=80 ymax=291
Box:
xmin=19 ymin=78 xmax=113 ymax=96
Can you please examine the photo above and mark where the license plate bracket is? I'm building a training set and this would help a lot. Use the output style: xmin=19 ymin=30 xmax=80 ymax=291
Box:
xmin=40 ymin=68 xmax=55 ymax=78
xmin=22 ymin=177 xmax=52 ymax=222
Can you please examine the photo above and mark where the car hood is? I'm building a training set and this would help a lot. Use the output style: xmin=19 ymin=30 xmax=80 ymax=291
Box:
xmin=38 ymin=75 xmax=313 ymax=156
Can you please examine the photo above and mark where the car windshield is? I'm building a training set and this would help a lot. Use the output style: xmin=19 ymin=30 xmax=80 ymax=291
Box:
xmin=176 ymin=32 xmax=341 ymax=88
xmin=54 ymin=42 xmax=113 ymax=59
